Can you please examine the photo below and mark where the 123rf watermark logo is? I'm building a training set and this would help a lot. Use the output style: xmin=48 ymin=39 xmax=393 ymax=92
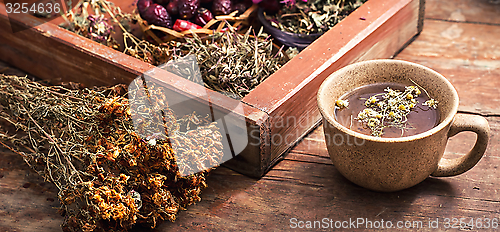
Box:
xmin=290 ymin=217 xmax=499 ymax=230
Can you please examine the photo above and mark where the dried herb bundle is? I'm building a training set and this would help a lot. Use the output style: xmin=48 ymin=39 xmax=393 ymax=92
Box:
xmin=61 ymin=0 xmax=172 ymax=65
xmin=171 ymin=26 xmax=287 ymax=99
xmin=62 ymin=0 xmax=121 ymax=49
xmin=0 ymin=74 xmax=224 ymax=231
xmin=265 ymin=0 xmax=367 ymax=35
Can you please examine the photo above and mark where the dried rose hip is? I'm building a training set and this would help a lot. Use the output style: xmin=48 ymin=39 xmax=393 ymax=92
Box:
xmin=212 ymin=0 xmax=232 ymax=15
xmin=166 ymin=0 xmax=179 ymax=15
xmin=232 ymin=2 xmax=247 ymax=14
xmin=178 ymin=0 xmax=200 ymax=19
xmin=137 ymin=0 xmax=154 ymax=17
xmin=143 ymin=3 xmax=173 ymax=28
xmin=193 ymin=7 xmax=213 ymax=26
xmin=193 ymin=15 xmax=205 ymax=26
xmin=173 ymin=19 xmax=202 ymax=31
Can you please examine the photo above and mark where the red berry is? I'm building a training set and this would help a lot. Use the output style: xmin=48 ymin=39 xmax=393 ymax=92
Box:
xmin=166 ymin=0 xmax=179 ymax=15
xmin=137 ymin=0 xmax=154 ymax=16
xmin=199 ymin=8 xmax=214 ymax=22
xmin=193 ymin=15 xmax=205 ymax=27
xmin=212 ymin=0 xmax=232 ymax=15
xmin=178 ymin=0 xmax=200 ymax=19
xmin=193 ymin=8 xmax=213 ymax=26
xmin=232 ymin=2 xmax=247 ymax=14
xmin=173 ymin=19 xmax=202 ymax=31
xmin=143 ymin=4 xmax=173 ymax=28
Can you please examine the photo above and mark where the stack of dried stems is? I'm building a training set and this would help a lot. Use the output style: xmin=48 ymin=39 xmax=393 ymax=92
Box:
xmin=0 ymin=74 xmax=224 ymax=231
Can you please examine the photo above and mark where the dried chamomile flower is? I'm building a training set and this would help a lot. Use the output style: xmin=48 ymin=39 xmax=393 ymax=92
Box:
xmin=367 ymin=118 xmax=380 ymax=127
xmin=388 ymin=98 xmax=397 ymax=106
xmin=357 ymin=111 xmax=367 ymax=120
xmin=364 ymin=109 xmax=378 ymax=117
xmin=423 ymin=99 xmax=439 ymax=109
xmin=365 ymin=96 xmax=379 ymax=106
xmin=335 ymin=99 xmax=349 ymax=109
xmin=385 ymin=87 xmax=400 ymax=97
xmin=355 ymin=81 xmax=438 ymax=137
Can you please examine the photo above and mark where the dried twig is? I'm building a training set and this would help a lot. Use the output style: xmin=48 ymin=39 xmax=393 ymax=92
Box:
xmin=0 ymin=74 xmax=224 ymax=231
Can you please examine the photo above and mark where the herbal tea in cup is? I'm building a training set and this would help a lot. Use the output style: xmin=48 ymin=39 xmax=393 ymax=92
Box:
xmin=317 ymin=59 xmax=490 ymax=192
xmin=334 ymin=82 xmax=439 ymax=138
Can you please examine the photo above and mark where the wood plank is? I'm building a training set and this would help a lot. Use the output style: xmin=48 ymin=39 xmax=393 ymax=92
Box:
xmin=3 ymin=116 xmax=497 ymax=231
xmin=290 ymin=136 xmax=329 ymax=158
xmin=0 ymin=60 xmax=34 ymax=78
xmin=151 ymin=122 xmax=500 ymax=231
xmin=0 ymin=150 xmax=62 ymax=231
xmin=154 ymin=154 xmax=500 ymax=231
xmin=425 ymin=0 xmax=500 ymax=25
xmin=396 ymin=20 xmax=500 ymax=115
xmin=144 ymin=116 xmax=500 ymax=231
xmin=302 ymin=124 xmax=326 ymax=140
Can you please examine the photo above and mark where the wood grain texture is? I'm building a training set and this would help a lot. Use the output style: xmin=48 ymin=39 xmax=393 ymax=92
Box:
xmin=156 ymin=1 xmax=500 ymax=229
xmin=425 ymin=0 xmax=500 ymax=25
xmin=2 ymin=0 xmax=500 ymax=230
xmin=151 ymin=117 xmax=500 ymax=231
xmin=396 ymin=20 xmax=500 ymax=115
xmin=0 ymin=150 xmax=62 ymax=231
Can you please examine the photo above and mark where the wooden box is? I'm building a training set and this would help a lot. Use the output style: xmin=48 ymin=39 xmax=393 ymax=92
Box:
xmin=0 ymin=0 xmax=424 ymax=177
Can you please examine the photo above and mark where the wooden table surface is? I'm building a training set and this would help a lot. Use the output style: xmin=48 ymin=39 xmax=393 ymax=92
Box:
xmin=1 ymin=0 xmax=500 ymax=231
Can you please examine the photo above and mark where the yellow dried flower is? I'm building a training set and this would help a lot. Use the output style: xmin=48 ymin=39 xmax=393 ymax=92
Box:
xmin=365 ymin=96 xmax=378 ymax=106
xmin=335 ymin=99 xmax=349 ymax=109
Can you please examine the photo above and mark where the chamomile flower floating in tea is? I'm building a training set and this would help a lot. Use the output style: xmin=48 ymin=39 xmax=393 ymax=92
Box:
xmin=335 ymin=99 xmax=349 ymax=109
xmin=334 ymin=82 xmax=439 ymax=138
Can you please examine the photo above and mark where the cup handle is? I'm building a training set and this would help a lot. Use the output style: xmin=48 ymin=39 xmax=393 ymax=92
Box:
xmin=431 ymin=114 xmax=490 ymax=177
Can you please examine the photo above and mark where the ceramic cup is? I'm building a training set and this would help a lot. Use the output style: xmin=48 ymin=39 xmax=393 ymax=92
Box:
xmin=317 ymin=59 xmax=490 ymax=192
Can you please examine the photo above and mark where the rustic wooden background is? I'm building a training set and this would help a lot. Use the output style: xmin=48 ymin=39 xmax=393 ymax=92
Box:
xmin=1 ymin=0 xmax=499 ymax=231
